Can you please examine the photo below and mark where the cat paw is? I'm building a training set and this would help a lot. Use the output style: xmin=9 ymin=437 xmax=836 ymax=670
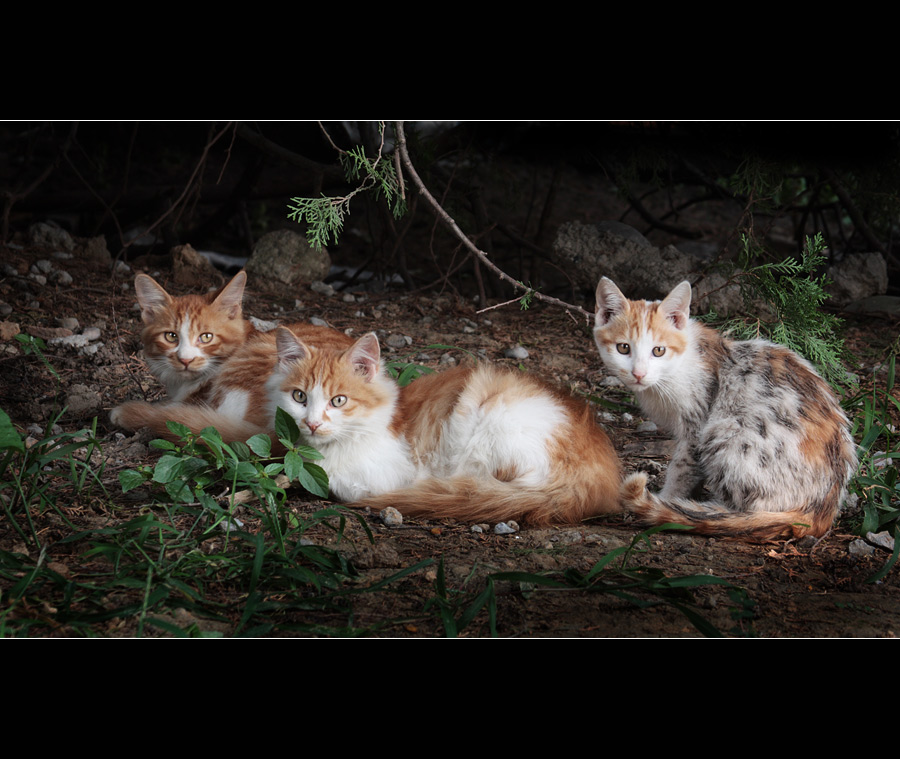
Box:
xmin=109 ymin=401 xmax=147 ymax=431
xmin=109 ymin=404 xmax=125 ymax=427
xmin=621 ymin=472 xmax=649 ymax=508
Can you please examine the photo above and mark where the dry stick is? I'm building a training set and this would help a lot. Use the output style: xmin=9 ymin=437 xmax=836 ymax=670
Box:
xmin=118 ymin=121 xmax=236 ymax=259
xmin=822 ymin=167 xmax=887 ymax=257
xmin=393 ymin=121 xmax=593 ymax=321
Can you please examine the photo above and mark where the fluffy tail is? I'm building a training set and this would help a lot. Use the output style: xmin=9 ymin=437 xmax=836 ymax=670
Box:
xmin=352 ymin=474 xmax=620 ymax=527
xmin=111 ymin=400 xmax=267 ymax=444
xmin=621 ymin=472 xmax=838 ymax=540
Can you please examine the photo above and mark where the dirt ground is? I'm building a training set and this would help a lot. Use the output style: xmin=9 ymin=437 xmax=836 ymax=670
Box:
xmin=2 ymin=240 xmax=899 ymax=638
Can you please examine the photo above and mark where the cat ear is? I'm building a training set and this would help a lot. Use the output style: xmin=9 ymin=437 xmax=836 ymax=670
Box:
xmin=275 ymin=327 xmax=309 ymax=367
xmin=134 ymin=274 xmax=173 ymax=323
xmin=595 ymin=277 xmax=627 ymax=326
xmin=348 ymin=332 xmax=381 ymax=381
xmin=661 ymin=281 xmax=692 ymax=330
xmin=211 ymin=271 xmax=246 ymax=319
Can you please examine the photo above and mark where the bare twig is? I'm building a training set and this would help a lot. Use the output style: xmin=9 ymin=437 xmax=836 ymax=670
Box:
xmin=822 ymin=167 xmax=888 ymax=256
xmin=117 ymin=121 xmax=235 ymax=258
xmin=393 ymin=121 xmax=593 ymax=320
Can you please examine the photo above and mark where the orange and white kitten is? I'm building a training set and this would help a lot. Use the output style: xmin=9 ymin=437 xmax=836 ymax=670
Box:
xmin=134 ymin=271 xmax=253 ymax=402
xmin=593 ymin=277 xmax=857 ymax=540
xmin=114 ymin=326 xmax=623 ymax=527
xmin=111 ymin=324 xmax=351 ymax=442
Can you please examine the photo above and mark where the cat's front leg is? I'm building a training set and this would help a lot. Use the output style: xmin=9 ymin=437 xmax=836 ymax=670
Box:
xmin=658 ymin=439 xmax=704 ymax=500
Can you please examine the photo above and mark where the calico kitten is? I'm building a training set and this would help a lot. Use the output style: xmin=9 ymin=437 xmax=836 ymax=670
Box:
xmin=593 ymin=276 xmax=857 ymax=540
xmin=114 ymin=325 xmax=623 ymax=527
xmin=133 ymin=271 xmax=253 ymax=402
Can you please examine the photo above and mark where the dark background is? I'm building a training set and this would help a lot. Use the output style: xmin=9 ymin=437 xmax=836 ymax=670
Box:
xmin=3 ymin=120 xmax=899 ymax=301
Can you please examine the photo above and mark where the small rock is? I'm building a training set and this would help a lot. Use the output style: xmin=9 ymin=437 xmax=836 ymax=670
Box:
xmin=849 ymin=539 xmax=876 ymax=557
xmin=49 ymin=333 xmax=91 ymax=349
xmin=866 ymin=531 xmax=896 ymax=551
xmin=0 ymin=321 xmax=20 ymax=341
xmin=309 ymin=316 xmax=329 ymax=327
xmin=65 ymin=384 xmax=102 ymax=418
xmin=28 ymin=221 xmax=75 ymax=251
xmin=636 ymin=421 xmax=658 ymax=433
xmin=58 ymin=317 xmax=80 ymax=331
xmin=504 ymin=345 xmax=529 ymax=360
xmin=310 ymin=281 xmax=334 ymax=296
xmin=386 ymin=333 xmax=411 ymax=349
xmin=81 ymin=326 xmax=102 ymax=342
xmin=32 ymin=259 xmax=54 ymax=275
xmin=494 ymin=521 xmax=519 ymax=535
xmin=439 ymin=354 xmax=457 ymax=366
xmin=247 ymin=229 xmax=331 ymax=285
xmin=381 ymin=507 xmax=403 ymax=527
xmin=52 ymin=270 xmax=74 ymax=286
xmin=470 ymin=524 xmax=484 ymax=533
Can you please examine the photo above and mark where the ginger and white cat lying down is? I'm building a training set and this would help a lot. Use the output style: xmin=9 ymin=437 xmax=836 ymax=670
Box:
xmin=594 ymin=277 xmax=857 ymax=540
xmin=134 ymin=271 xmax=253 ymax=402
xmin=113 ymin=326 xmax=623 ymax=527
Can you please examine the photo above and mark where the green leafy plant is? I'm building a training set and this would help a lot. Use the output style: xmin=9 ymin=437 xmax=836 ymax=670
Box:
xmin=490 ymin=524 xmax=756 ymax=637
xmin=287 ymin=124 xmax=407 ymax=249
xmin=848 ymin=354 xmax=900 ymax=580
xmin=14 ymin=333 xmax=60 ymax=381
xmin=0 ymin=406 xmax=408 ymax=637
xmin=423 ymin=525 xmax=756 ymax=638
xmin=713 ymin=232 xmax=847 ymax=387
xmin=0 ymin=406 xmax=105 ymax=547
xmin=119 ymin=407 xmax=330 ymax=533
xmin=384 ymin=343 xmax=477 ymax=387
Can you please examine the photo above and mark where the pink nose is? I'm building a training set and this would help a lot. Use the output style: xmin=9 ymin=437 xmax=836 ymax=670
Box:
xmin=180 ymin=357 xmax=194 ymax=368
xmin=305 ymin=420 xmax=321 ymax=433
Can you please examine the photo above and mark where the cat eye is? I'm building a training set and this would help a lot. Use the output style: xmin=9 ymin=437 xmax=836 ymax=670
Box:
xmin=292 ymin=390 xmax=307 ymax=404
xmin=331 ymin=395 xmax=347 ymax=408
xmin=164 ymin=332 xmax=178 ymax=343
xmin=199 ymin=332 xmax=213 ymax=343
xmin=616 ymin=343 xmax=630 ymax=355
xmin=652 ymin=346 xmax=666 ymax=357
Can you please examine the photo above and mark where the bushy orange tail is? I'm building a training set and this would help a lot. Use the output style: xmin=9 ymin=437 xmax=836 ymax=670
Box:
xmin=621 ymin=473 xmax=835 ymax=541
xmin=353 ymin=473 xmax=620 ymax=527
xmin=111 ymin=400 xmax=266 ymax=444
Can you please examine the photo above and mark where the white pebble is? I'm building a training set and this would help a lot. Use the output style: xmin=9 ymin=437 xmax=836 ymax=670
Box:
xmin=504 ymin=345 xmax=529 ymax=360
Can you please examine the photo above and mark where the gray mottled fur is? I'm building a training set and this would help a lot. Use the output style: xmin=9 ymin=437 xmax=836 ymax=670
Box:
xmin=594 ymin=277 xmax=857 ymax=539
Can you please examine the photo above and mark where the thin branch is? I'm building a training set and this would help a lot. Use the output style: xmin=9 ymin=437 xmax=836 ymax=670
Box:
xmin=116 ymin=121 xmax=235 ymax=258
xmin=393 ymin=121 xmax=593 ymax=320
xmin=822 ymin=167 xmax=888 ymax=256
